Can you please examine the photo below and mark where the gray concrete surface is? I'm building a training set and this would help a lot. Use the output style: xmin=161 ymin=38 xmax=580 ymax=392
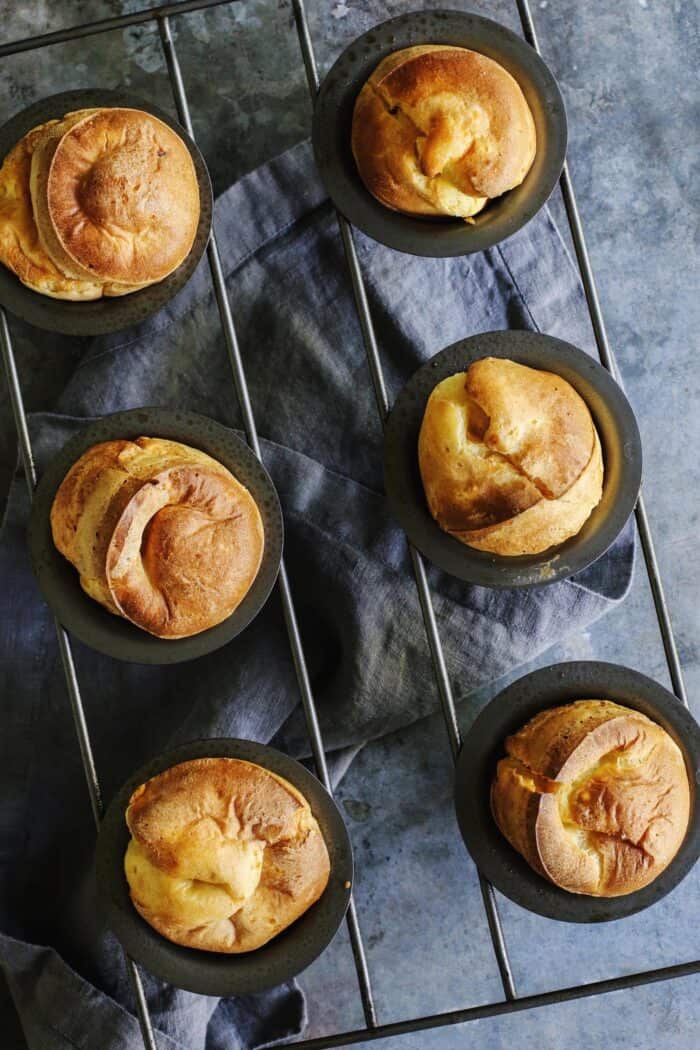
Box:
xmin=0 ymin=1 xmax=698 ymax=1048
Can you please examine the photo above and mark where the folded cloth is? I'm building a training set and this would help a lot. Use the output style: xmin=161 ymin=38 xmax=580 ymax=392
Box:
xmin=0 ymin=140 xmax=634 ymax=1049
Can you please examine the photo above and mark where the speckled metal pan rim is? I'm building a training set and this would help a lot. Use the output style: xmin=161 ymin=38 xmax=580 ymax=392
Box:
xmin=27 ymin=407 xmax=283 ymax=665
xmin=0 ymin=88 xmax=213 ymax=335
xmin=383 ymin=330 xmax=642 ymax=589
xmin=454 ymin=661 xmax=700 ymax=923
xmin=312 ymin=9 xmax=567 ymax=258
xmin=95 ymin=737 xmax=353 ymax=996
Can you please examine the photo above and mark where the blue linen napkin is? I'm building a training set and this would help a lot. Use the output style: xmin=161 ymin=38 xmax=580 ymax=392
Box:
xmin=0 ymin=139 xmax=634 ymax=1049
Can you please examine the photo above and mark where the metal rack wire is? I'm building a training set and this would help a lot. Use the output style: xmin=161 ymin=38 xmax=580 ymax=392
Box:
xmin=0 ymin=1 xmax=697 ymax=1047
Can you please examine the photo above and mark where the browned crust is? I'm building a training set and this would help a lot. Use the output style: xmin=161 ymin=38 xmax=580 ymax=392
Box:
xmin=50 ymin=437 xmax=264 ymax=638
xmin=0 ymin=106 xmax=198 ymax=298
xmin=461 ymin=429 xmax=603 ymax=555
xmin=0 ymin=118 xmax=105 ymax=299
xmin=417 ymin=359 xmax=603 ymax=556
xmin=351 ymin=45 xmax=536 ymax=218
xmin=29 ymin=109 xmax=148 ymax=295
xmin=125 ymin=758 xmax=331 ymax=952
xmin=46 ymin=108 xmax=199 ymax=284
xmin=464 ymin=358 xmax=594 ymax=496
xmin=490 ymin=701 xmax=691 ymax=896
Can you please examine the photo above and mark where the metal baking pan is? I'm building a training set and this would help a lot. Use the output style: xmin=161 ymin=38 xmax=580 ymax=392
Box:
xmin=96 ymin=737 xmax=353 ymax=995
xmin=383 ymin=330 xmax=642 ymax=588
xmin=0 ymin=88 xmax=213 ymax=335
xmin=28 ymin=407 xmax=282 ymax=664
xmin=312 ymin=9 xmax=567 ymax=257
xmin=454 ymin=661 xmax=700 ymax=921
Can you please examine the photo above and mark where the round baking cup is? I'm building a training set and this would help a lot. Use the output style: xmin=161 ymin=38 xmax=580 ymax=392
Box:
xmin=96 ymin=738 xmax=353 ymax=995
xmin=454 ymin=661 xmax=700 ymax=922
xmin=312 ymin=9 xmax=567 ymax=257
xmin=384 ymin=330 xmax=642 ymax=588
xmin=0 ymin=89 xmax=213 ymax=335
xmin=28 ymin=408 xmax=283 ymax=664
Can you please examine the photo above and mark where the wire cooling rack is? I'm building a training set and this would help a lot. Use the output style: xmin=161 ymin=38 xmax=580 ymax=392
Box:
xmin=0 ymin=1 xmax=697 ymax=1047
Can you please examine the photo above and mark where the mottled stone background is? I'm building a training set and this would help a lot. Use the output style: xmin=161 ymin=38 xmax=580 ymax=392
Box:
xmin=0 ymin=1 xmax=698 ymax=1048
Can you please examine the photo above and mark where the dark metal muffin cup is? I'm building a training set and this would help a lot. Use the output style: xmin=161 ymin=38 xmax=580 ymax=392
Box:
xmin=454 ymin=662 xmax=700 ymax=922
xmin=312 ymin=9 xmax=567 ymax=257
xmin=28 ymin=408 xmax=283 ymax=664
xmin=0 ymin=89 xmax=213 ymax=335
xmin=383 ymin=330 xmax=642 ymax=588
xmin=96 ymin=738 xmax=353 ymax=995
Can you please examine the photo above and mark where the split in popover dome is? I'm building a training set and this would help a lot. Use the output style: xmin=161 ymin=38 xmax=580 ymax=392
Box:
xmin=491 ymin=701 xmax=691 ymax=896
xmin=50 ymin=437 xmax=264 ymax=639
xmin=418 ymin=358 xmax=604 ymax=556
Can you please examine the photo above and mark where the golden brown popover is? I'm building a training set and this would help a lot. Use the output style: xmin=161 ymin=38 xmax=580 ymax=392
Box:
xmin=124 ymin=758 xmax=331 ymax=952
xmin=491 ymin=700 xmax=691 ymax=896
xmin=50 ymin=437 xmax=264 ymax=639
xmin=0 ymin=116 xmax=104 ymax=299
xmin=0 ymin=107 xmax=199 ymax=299
xmin=351 ymin=45 xmax=536 ymax=219
xmin=418 ymin=358 xmax=604 ymax=556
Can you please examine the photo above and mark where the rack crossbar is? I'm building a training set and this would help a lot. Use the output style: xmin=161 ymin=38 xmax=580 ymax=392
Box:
xmin=281 ymin=959 xmax=700 ymax=1049
xmin=0 ymin=0 xmax=234 ymax=58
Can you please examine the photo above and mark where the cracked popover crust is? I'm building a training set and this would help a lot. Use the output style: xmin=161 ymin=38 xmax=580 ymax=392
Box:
xmin=50 ymin=437 xmax=264 ymax=639
xmin=124 ymin=758 xmax=331 ymax=952
xmin=417 ymin=358 xmax=604 ymax=556
xmin=351 ymin=45 xmax=536 ymax=219
xmin=490 ymin=701 xmax=691 ymax=896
